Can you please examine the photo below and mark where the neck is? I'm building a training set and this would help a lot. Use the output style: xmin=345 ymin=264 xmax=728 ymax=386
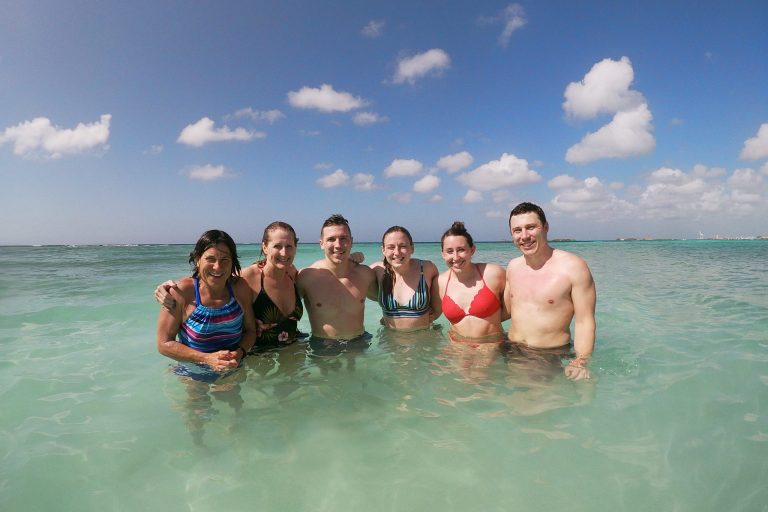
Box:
xmin=263 ymin=263 xmax=287 ymax=280
xmin=452 ymin=263 xmax=478 ymax=284
xmin=198 ymin=277 xmax=228 ymax=300
xmin=389 ymin=258 xmax=414 ymax=277
xmin=325 ymin=257 xmax=350 ymax=277
xmin=523 ymin=244 xmax=554 ymax=269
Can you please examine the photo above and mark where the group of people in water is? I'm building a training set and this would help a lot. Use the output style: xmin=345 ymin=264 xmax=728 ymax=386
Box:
xmin=155 ymin=201 xmax=596 ymax=385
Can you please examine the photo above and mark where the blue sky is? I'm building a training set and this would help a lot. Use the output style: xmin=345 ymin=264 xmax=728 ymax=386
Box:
xmin=1 ymin=0 xmax=767 ymax=245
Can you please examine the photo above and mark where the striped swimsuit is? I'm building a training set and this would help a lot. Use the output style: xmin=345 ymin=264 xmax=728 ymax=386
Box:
xmin=378 ymin=262 xmax=430 ymax=318
xmin=178 ymin=278 xmax=243 ymax=352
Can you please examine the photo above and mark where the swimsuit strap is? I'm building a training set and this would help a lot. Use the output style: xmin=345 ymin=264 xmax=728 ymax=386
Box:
xmin=193 ymin=277 xmax=202 ymax=305
xmin=193 ymin=276 xmax=235 ymax=306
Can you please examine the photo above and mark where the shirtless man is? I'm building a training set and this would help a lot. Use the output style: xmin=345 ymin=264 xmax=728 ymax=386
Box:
xmin=505 ymin=202 xmax=596 ymax=380
xmin=297 ymin=214 xmax=377 ymax=341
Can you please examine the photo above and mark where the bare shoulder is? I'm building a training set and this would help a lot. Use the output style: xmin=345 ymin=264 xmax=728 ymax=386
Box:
xmin=437 ymin=268 xmax=450 ymax=288
xmin=553 ymin=249 xmax=589 ymax=269
xmin=481 ymin=262 xmax=506 ymax=292
xmin=353 ymin=261 xmax=376 ymax=280
xmin=369 ymin=263 xmax=386 ymax=281
xmin=240 ymin=264 xmax=262 ymax=288
xmin=240 ymin=264 xmax=262 ymax=279
xmin=481 ymin=262 xmax=505 ymax=278
xmin=553 ymin=249 xmax=592 ymax=281
xmin=369 ymin=260 xmax=385 ymax=270
xmin=421 ymin=259 xmax=440 ymax=278
xmin=297 ymin=263 xmax=324 ymax=285
xmin=506 ymin=255 xmax=525 ymax=272
xmin=307 ymin=259 xmax=326 ymax=270
xmin=232 ymin=277 xmax=254 ymax=301
xmin=173 ymin=277 xmax=196 ymax=303
xmin=175 ymin=276 xmax=195 ymax=292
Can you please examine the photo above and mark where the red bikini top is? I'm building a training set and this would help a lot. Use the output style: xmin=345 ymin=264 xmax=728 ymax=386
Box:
xmin=441 ymin=265 xmax=501 ymax=324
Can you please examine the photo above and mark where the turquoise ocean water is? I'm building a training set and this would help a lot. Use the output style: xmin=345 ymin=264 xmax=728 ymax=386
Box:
xmin=1 ymin=240 xmax=767 ymax=511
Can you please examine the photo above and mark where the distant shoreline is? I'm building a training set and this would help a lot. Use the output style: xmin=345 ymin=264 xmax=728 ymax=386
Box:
xmin=2 ymin=238 xmax=767 ymax=248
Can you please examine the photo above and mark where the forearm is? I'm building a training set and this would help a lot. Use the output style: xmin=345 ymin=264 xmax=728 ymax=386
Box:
xmin=572 ymin=318 xmax=595 ymax=361
xmin=158 ymin=339 xmax=206 ymax=364
xmin=238 ymin=328 xmax=257 ymax=355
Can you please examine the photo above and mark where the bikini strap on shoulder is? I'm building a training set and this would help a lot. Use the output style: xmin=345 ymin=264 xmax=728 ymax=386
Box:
xmin=193 ymin=277 xmax=201 ymax=304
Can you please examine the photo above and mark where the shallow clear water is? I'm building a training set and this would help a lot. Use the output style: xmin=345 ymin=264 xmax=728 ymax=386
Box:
xmin=1 ymin=241 xmax=767 ymax=511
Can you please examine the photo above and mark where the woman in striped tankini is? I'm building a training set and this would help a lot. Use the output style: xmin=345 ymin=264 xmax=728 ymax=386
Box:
xmin=156 ymin=230 xmax=257 ymax=382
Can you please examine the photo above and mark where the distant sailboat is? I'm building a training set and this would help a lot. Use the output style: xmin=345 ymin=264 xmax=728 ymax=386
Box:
xmin=698 ymin=231 xmax=705 ymax=240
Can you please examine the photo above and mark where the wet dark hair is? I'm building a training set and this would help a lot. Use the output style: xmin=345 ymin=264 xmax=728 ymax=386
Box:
xmin=380 ymin=226 xmax=414 ymax=300
xmin=188 ymin=229 xmax=241 ymax=278
xmin=508 ymin=202 xmax=548 ymax=227
xmin=257 ymin=221 xmax=299 ymax=267
xmin=320 ymin=213 xmax=352 ymax=238
xmin=440 ymin=221 xmax=474 ymax=249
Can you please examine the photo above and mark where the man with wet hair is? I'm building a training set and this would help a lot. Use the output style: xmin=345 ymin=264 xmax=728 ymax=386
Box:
xmin=297 ymin=214 xmax=377 ymax=343
xmin=505 ymin=202 xmax=596 ymax=380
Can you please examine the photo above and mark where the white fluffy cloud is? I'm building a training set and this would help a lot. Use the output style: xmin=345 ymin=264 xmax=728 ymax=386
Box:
xmin=352 ymin=173 xmax=378 ymax=191
xmin=361 ymin=20 xmax=385 ymax=38
xmin=413 ymin=174 xmax=440 ymax=193
xmin=550 ymin=176 xmax=633 ymax=217
xmin=182 ymin=164 xmax=231 ymax=181
xmin=384 ymin=158 xmax=423 ymax=178
xmin=728 ymin=168 xmax=763 ymax=191
xmin=563 ymin=57 xmax=645 ymax=120
xmin=740 ymin=123 xmax=768 ymax=160
xmin=353 ymin=112 xmax=387 ymax=126
xmin=565 ymin=103 xmax=655 ymax=164
xmin=456 ymin=153 xmax=541 ymax=191
xmin=538 ymin=171 xmax=768 ymax=225
xmin=0 ymin=114 xmax=111 ymax=158
xmin=548 ymin=174 xmax=579 ymax=189
xmin=177 ymin=117 xmax=265 ymax=147
xmin=436 ymin=151 xmax=474 ymax=173
xmin=316 ymin=169 xmax=350 ymax=188
xmin=478 ymin=4 xmax=527 ymax=47
xmin=393 ymin=49 xmax=451 ymax=84
xmin=648 ymin=167 xmax=689 ymax=185
xmin=463 ymin=190 xmax=483 ymax=203
xmin=287 ymin=84 xmax=367 ymax=112
xmin=390 ymin=192 xmax=412 ymax=203
xmin=430 ymin=194 xmax=443 ymax=202
xmin=691 ymin=164 xmax=727 ymax=179
xmin=316 ymin=169 xmax=378 ymax=191
xmin=230 ymin=108 xmax=285 ymax=124
xmin=621 ymin=165 xmax=767 ymax=219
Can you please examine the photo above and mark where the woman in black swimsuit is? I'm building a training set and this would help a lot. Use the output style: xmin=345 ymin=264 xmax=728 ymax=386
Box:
xmin=239 ymin=221 xmax=303 ymax=349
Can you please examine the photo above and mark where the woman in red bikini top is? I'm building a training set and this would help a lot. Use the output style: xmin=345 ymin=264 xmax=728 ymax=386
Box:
xmin=436 ymin=221 xmax=508 ymax=342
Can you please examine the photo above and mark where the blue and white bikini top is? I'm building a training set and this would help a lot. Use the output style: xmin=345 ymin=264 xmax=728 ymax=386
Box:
xmin=378 ymin=262 xmax=430 ymax=318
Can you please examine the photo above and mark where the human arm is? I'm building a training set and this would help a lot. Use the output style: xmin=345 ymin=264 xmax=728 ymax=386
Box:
xmin=564 ymin=259 xmax=596 ymax=381
xmin=154 ymin=279 xmax=182 ymax=310
xmin=486 ymin=263 xmax=510 ymax=322
xmin=365 ymin=265 xmax=379 ymax=301
xmin=366 ymin=265 xmax=381 ymax=301
xmin=233 ymin=278 xmax=258 ymax=361
xmin=155 ymin=283 xmax=240 ymax=372
xmin=426 ymin=261 xmax=442 ymax=321
xmin=429 ymin=270 xmax=445 ymax=322
xmin=503 ymin=265 xmax=513 ymax=323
